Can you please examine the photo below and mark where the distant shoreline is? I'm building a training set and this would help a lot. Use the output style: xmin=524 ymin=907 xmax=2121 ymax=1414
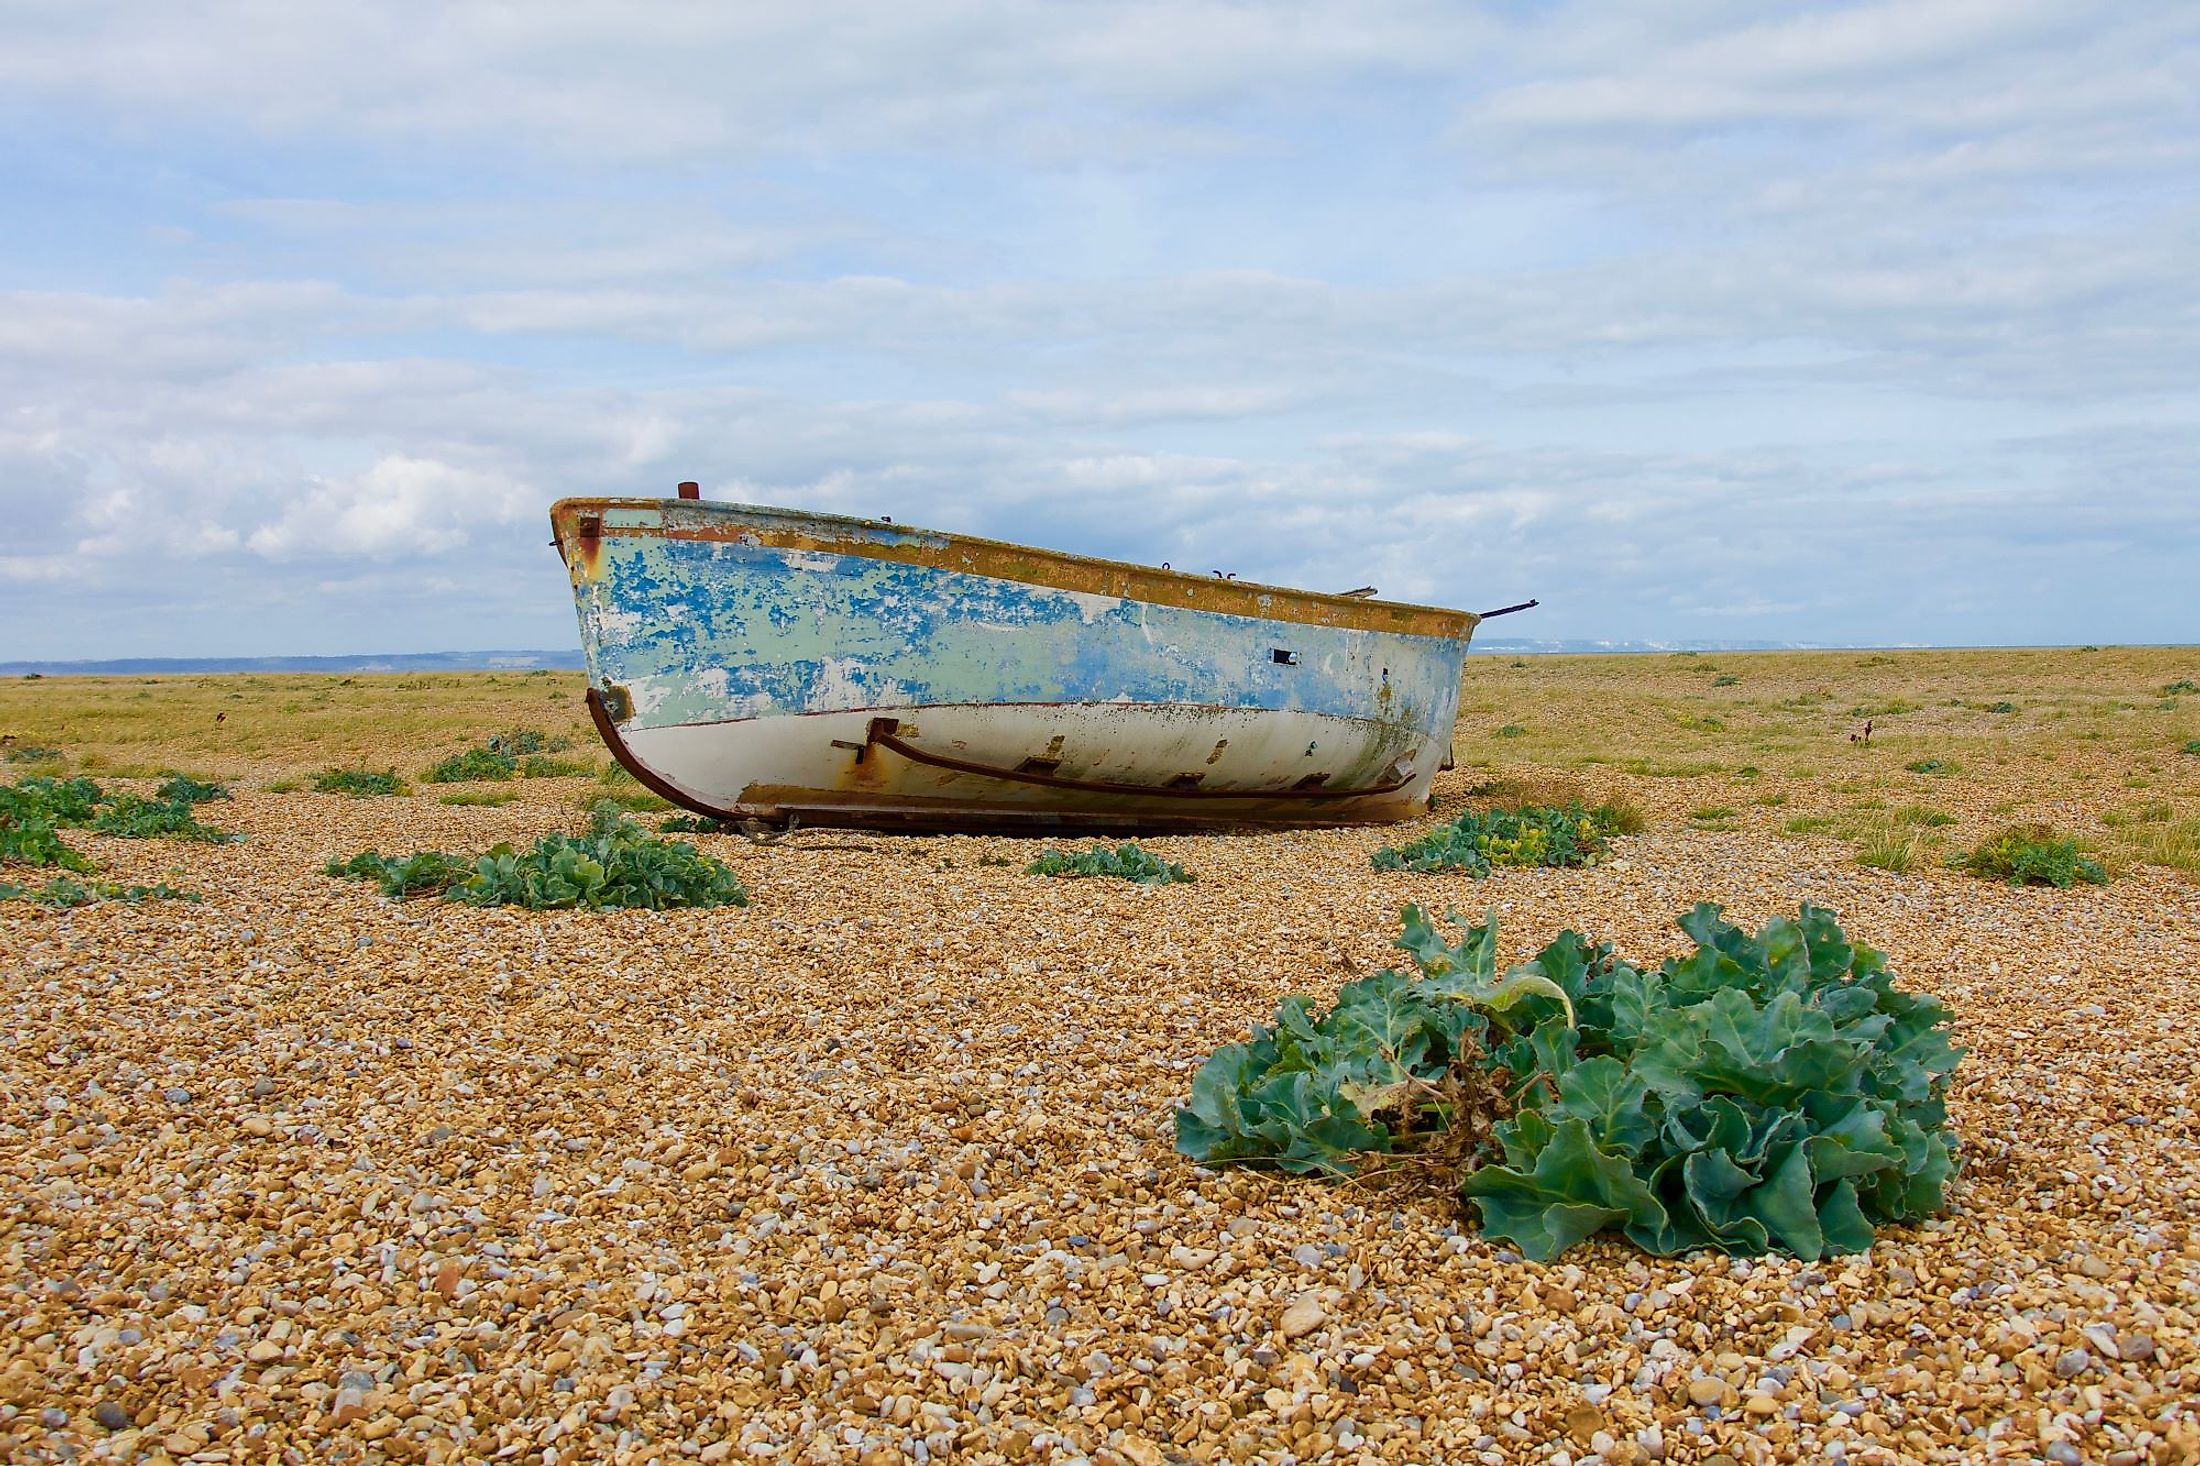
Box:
xmin=3 ymin=640 xmax=2189 ymax=677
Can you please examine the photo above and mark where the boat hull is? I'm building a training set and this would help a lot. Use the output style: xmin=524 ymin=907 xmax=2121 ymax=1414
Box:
xmin=554 ymin=499 xmax=1478 ymax=832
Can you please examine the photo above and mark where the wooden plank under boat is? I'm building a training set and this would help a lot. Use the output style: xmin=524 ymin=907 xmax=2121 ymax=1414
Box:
xmin=551 ymin=491 xmax=1480 ymax=832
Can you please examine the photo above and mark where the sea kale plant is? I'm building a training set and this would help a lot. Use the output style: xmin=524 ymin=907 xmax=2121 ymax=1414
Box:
xmin=1371 ymin=803 xmax=1630 ymax=876
xmin=156 ymin=774 xmax=231 ymax=804
xmin=328 ymin=804 xmax=746 ymax=910
xmin=1026 ymin=842 xmax=1194 ymax=884
xmin=314 ymin=768 xmax=408 ymax=797
xmin=1177 ymin=902 xmax=1964 ymax=1261
xmin=1 ymin=774 xmax=234 ymax=869
xmin=0 ymin=875 xmax=199 ymax=908
xmin=425 ymin=731 xmax=589 ymax=784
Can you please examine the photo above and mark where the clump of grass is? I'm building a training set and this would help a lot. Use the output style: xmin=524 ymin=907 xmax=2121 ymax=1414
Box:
xmin=2115 ymin=817 xmax=2200 ymax=877
xmin=1493 ymin=724 xmax=1528 ymax=739
xmin=1595 ymin=800 xmax=1647 ymax=835
xmin=1465 ymin=773 xmax=1578 ymax=804
xmin=587 ymin=788 xmax=672 ymax=813
xmin=0 ymin=875 xmax=200 ymax=907
xmin=1688 ymin=806 xmax=1737 ymax=821
xmin=439 ymin=789 xmax=517 ymax=807
xmin=265 ymin=779 xmax=301 ymax=794
xmin=521 ymin=754 xmax=595 ymax=778
xmin=1754 ymin=792 xmax=1789 ymax=807
xmin=1027 ymin=843 xmax=1194 ymax=885
xmin=1987 ymin=701 xmax=2017 ymax=714
xmin=156 ymin=774 xmax=230 ymax=804
xmin=2163 ymin=679 xmax=2198 ymax=696
xmin=315 ymin=768 xmax=407 ymax=798
xmin=1856 ymin=829 xmax=1922 ymax=873
xmin=1960 ymin=825 xmax=2107 ymax=888
xmin=1615 ymin=759 xmax=1725 ymax=778
xmin=1894 ymin=805 xmax=1956 ymax=827
xmin=1783 ymin=815 xmax=1838 ymax=836
xmin=328 ymin=805 xmax=747 ymax=909
xmin=597 ymin=762 xmax=640 ymax=786
xmin=1711 ymin=675 xmax=1740 ymax=688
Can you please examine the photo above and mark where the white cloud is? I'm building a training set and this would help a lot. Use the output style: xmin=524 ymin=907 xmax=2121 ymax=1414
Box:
xmin=0 ymin=0 xmax=1490 ymax=161
xmin=1 ymin=2 xmax=2195 ymax=656
xmin=244 ymin=455 xmax=534 ymax=560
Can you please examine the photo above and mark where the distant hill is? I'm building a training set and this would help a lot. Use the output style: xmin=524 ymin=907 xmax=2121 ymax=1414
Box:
xmin=1470 ymin=638 xmax=1834 ymax=654
xmin=0 ymin=649 xmax=587 ymax=677
xmin=0 ymin=640 xmax=1863 ymax=676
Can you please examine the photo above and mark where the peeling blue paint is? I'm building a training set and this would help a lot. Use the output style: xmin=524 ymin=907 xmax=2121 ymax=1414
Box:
xmin=574 ymin=533 xmax=1469 ymax=738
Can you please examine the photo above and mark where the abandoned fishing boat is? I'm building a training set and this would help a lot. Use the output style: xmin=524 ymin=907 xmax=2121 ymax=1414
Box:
xmin=551 ymin=486 xmax=1486 ymax=832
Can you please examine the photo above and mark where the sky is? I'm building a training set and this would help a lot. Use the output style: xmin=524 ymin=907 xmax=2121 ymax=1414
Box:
xmin=2 ymin=0 xmax=2195 ymax=659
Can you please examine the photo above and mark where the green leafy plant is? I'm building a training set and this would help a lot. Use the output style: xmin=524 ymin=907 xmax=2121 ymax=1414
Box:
xmin=488 ymin=729 xmax=570 ymax=756
xmin=1494 ymin=724 xmax=1528 ymax=738
xmin=6 ymin=776 xmax=103 ymax=824
xmin=1959 ymin=825 xmax=2107 ymax=888
xmin=1372 ymin=804 xmax=1628 ymax=876
xmin=4 ymin=744 xmax=62 ymax=764
xmin=1178 ymin=903 xmax=1964 ymax=1262
xmin=3 ymin=775 xmax=233 ymax=861
xmin=1026 ymin=842 xmax=1194 ymax=885
xmin=0 ymin=788 xmax=92 ymax=870
xmin=1711 ymin=675 xmax=1740 ymax=688
xmin=1905 ymin=759 xmax=1950 ymax=775
xmin=90 ymin=793 xmax=232 ymax=842
xmin=2163 ymin=679 xmax=2198 ymax=696
xmin=2184 ymin=740 xmax=2200 ymax=757
xmin=314 ymin=768 xmax=407 ymax=797
xmin=0 ymin=875 xmax=200 ymax=907
xmin=328 ymin=805 xmax=747 ymax=910
xmin=1986 ymin=701 xmax=2017 ymax=714
xmin=325 ymin=849 xmax=470 ymax=898
xmin=1174 ymin=910 xmax=1568 ymax=1175
xmin=156 ymin=774 xmax=230 ymax=804
xmin=422 ymin=747 xmax=518 ymax=783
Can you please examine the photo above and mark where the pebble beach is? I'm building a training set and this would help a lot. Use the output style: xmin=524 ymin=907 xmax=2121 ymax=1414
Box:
xmin=3 ymin=651 xmax=2197 ymax=1465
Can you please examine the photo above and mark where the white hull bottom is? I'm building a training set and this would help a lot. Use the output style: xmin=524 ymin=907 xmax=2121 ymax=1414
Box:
xmin=607 ymin=700 xmax=1444 ymax=832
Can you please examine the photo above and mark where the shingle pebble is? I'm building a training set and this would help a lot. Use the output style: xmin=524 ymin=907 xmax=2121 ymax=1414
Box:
xmin=3 ymin=656 xmax=2198 ymax=1464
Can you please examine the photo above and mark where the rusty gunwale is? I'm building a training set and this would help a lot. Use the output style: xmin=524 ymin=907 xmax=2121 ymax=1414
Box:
xmin=552 ymin=497 xmax=1478 ymax=640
